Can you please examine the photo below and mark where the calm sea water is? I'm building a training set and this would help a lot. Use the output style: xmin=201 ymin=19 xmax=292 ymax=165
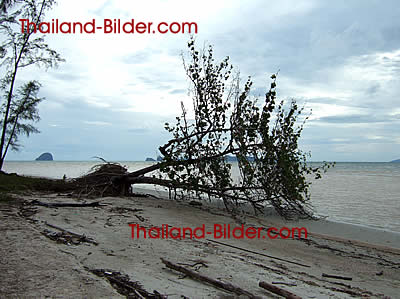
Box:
xmin=3 ymin=161 xmax=400 ymax=233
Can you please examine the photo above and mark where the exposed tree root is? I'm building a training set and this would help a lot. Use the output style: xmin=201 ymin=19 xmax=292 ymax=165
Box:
xmin=71 ymin=162 xmax=131 ymax=197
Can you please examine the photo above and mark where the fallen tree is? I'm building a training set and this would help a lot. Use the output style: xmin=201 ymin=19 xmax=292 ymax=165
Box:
xmin=74 ymin=38 xmax=333 ymax=219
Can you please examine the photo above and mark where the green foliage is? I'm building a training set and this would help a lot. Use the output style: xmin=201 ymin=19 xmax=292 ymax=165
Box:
xmin=158 ymin=37 xmax=334 ymax=219
xmin=1 ymin=80 xmax=42 ymax=155
xmin=0 ymin=0 xmax=63 ymax=169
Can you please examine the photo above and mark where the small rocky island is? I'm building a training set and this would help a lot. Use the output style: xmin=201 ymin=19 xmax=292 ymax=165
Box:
xmin=145 ymin=156 xmax=163 ymax=162
xmin=35 ymin=152 xmax=53 ymax=161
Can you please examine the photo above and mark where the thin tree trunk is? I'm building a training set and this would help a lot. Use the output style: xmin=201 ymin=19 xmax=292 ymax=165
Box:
xmin=0 ymin=65 xmax=18 ymax=170
xmin=2 ymin=111 xmax=19 ymax=161
xmin=0 ymin=0 xmax=46 ymax=170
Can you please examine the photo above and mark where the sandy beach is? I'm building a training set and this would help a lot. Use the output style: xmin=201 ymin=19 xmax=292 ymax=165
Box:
xmin=1 ymin=191 xmax=399 ymax=298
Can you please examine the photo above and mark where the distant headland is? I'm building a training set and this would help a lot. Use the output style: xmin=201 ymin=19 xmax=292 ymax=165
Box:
xmin=390 ymin=159 xmax=400 ymax=163
xmin=35 ymin=152 xmax=53 ymax=161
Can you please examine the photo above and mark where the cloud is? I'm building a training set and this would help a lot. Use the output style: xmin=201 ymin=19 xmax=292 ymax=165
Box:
xmin=127 ymin=127 xmax=149 ymax=133
xmin=5 ymin=0 xmax=400 ymax=162
xmin=83 ymin=121 xmax=112 ymax=126
xmin=51 ymin=72 xmax=83 ymax=81
xmin=121 ymin=51 xmax=157 ymax=65
xmin=314 ymin=114 xmax=399 ymax=124
xmin=169 ymin=89 xmax=185 ymax=95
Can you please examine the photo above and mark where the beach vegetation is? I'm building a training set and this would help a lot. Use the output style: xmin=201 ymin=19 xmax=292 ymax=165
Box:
xmin=0 ymin=171 xmax=72 ymax=202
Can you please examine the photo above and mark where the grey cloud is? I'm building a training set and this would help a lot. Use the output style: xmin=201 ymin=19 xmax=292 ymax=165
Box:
xmin=365 ymin=83 xmax=381 ymax=96
xmin=135 ymin=75 xmax=173 ymax=90
xmin=136 ymin=76 xmax=154 ymax=85
xmin=7 ymin=0 xmax=400 ymax=162
xmin=392 ymin=114 xmax=400 ymax=119
xmin=89 ymin=2 xmax=112 ymax=17
xmin=209 ymin=0 xmax=400 ymax=82
xmin=121 ymin=51 xmax=158 ymax=65
xmin=300 ymin=97 xmax=345 ymax=105
xmin=10 ymin=97 xmax=175 ymax=160
xmin=169 ymin=89 xmax=185 ymax=95
xmin=127 ymin=128 xmax=149 ymax=134
xmin=51 ymin=72 xmax=82 ymax=82
xmin=314 ymin=114 xmax=399 ymax=124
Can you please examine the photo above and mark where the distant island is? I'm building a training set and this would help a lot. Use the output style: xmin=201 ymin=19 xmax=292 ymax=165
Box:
xmin=390 ymin=159 xmax=400 ymax=163
xmin=35 ymin=152 xmax=53 ymax=161
xmin=145 ymin=156 xmax=164 ymax=162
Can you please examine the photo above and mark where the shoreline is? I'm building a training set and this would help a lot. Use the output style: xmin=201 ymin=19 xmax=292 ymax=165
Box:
xmin=292 ymin=218 xmax=400 ymax=250
xmin=3 ymin=162 xmax=400 ymax=235
xmin=134 ymin=186 xmax=400 ymax=244
xmin=2 ymin=167 xmax=399 ymax=236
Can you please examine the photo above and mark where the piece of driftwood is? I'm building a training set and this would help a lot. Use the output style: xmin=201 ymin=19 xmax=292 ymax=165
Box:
xmin=206 ymin=239 xmax=310 ymax=268
xmin=31 ymin=199 xmax=104 ymax=208
xmin=45 ymin=222 xmax=98 ymax=245
xmin=161 ymin=258 xmax=258 ymax=298
xmin=178 ymin=261 xmax=209 ymax=268
xmin=259 ymin=281 xmax=302 ymax=299
xmin=322 ymin=273 xmax=352 ymax=281
xmin=135 ymin=214 xmax=146 ymax=222
xmin=89 ymin=268 xmax=166 ymax=298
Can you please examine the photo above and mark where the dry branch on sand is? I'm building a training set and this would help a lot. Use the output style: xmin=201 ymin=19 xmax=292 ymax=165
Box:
xmin=88 ymin=268 xmax=166 ymax=298
xmin=259 ymin=281 xmax=303 ymax=299
xmin=161 ymin=258 xmax=258 ymax=298
xmin=43 ymin=222 xmax=98 ymax=246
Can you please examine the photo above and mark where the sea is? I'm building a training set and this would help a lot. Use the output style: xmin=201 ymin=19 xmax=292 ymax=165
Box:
xmin=3 ymin=161 xmax=400 ymax=234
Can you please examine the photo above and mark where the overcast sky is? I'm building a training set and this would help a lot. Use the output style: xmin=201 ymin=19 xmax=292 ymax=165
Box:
xmin=6 ymin=0 xmax=400 ymax=162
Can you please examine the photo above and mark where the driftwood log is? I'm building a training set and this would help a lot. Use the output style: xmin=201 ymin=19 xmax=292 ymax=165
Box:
xmin=259 ymin=281 xmax=302 ymax=299
xmin=44 ymin=222 xmax=98 ymax=245
xmin=89 ymin=268 xmax=166 ymax=298
xmin=322 ymin=273 xmax=353 ymax=281
xmin=161 ymin=258 xmax=259 ymax=298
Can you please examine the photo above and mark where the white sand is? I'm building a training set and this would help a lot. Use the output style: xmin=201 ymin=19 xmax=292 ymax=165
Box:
xmin=1 ymin=192 xmax=399 ymax=298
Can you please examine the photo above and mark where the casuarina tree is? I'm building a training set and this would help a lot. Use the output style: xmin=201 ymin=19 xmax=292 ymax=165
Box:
xmin=0 ymin=0 xmax=64 ymax=170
